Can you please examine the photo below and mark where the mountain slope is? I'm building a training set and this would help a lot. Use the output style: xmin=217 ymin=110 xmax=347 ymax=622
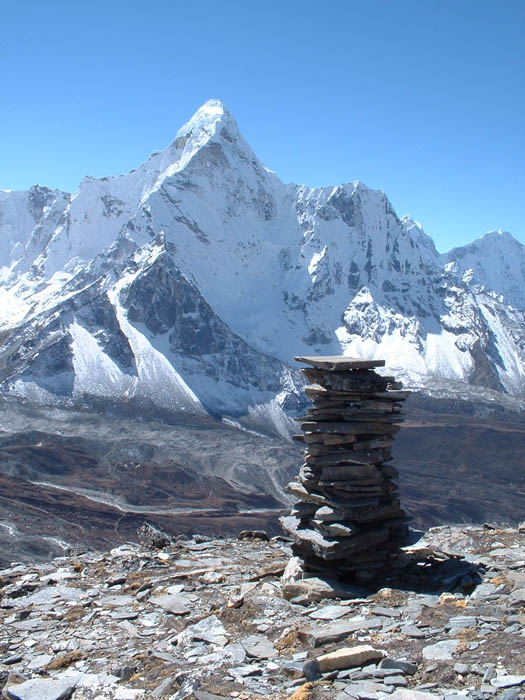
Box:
xmin=444 ymin=229 xmax=525 ymax=311
xmin=0 ymin=99 xmax=524 ymax=433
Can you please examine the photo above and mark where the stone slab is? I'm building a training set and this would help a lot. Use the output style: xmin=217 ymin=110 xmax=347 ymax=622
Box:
xmin=240 ymin=634 xmax=277 ymax=659
xmin=299 ymin=618 xmax=382 ymax=647
xmin=150 ymin=594 xmax=190 ymax=615
xmin=422 ymin=640 xmax=459 ymax=661
xmin=6 ymin=677 xmax=77 ymax=700
xmin=316 ymin=645 xmax=385 ymax=671
xmin=295 ymin=356 xmax=385 ymax=370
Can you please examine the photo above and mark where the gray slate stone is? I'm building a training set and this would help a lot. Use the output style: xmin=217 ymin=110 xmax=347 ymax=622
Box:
xmin=389 ymin=676 xmax=408 ymax=687
xmin=483 ymin=668 xmax=498 ymax=683
xmin=282 ymin=573 xmax=370 ymax=604
xmin=8 ymin=589 xmax=52 ymax=607
xmin=100 ymin=594 xmax=135 ymax=608
xmin=371 ymin=605 xmax=401 ymax=618
xmin=152 ymin=676 xmax=175 ymax=697
xmin=309 ymin=604 xmax=349 ymax=620
xmin=151 ymin=594 xmax=190 ymax=615
xmin=470 ymin=583 xmax=498 ymax=599
xmin=3 ymin=655 xmax=23 ymax=665
xmin=194 ymin=692 xmax=233 ymax=700
xmin=453 ymin=663 xmax=469 ymax=675
xmin=180 ymin=614 xmax=228 ymax=646
xmin=379 ymin=658 xmax=417 ymax=676
xmin=10 ymin=619 xmax=46 ymax=631
xmin=345 ymin=680 xmax=395 ymax=699
xmin=390 ymin=690 xmax=443 ymax=700
xmin=345 ymin=668 xmax=404 ymax=683
xmin=229 ymin=664 xmax=263 ymax=678
xmin=111 ymin=609 xmax=139 ymax=620
xmin=422 ymin=640 xmax=459 ymax=661
xmin=171 ymin=678 xmax=201 ymax=699
xmin=6 ymin=677 xmax=77 ymax=700
xmin=447 ymin=615 xmax=477 ymax=630
xmin=497 ymin=690 xmax=522 ymax=700
xmin=508 ymin=588 xmax=525 ymax=606
xmin=26 ymin=653 xmax=53 ymax=670
xmin=490 ymin=676 xmax=525 ymax=689
xmin=401 ymin=625 xmax=427 ymax=639
xmin=299 ymin=618 xmax=382 ymax=648
xmin=112 ymin=664 xmax=136 ymax=681
xmin=241 ymin=635 xmax=277 ymax=659
xmin=203 ymin=642 xmax=246 ymax=666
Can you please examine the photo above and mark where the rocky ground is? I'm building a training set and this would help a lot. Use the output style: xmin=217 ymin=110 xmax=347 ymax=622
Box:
xmin=1 ymin=524 xmax=524 ymax=700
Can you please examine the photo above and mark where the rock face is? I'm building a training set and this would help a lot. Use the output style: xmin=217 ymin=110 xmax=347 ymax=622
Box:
xmin=0 ymin=524 xmax=524 ymax=699
xmin=0 ymin=100 xmax=524 ymax=436
xmin=281 ymin=355 xmax=409 ymax=583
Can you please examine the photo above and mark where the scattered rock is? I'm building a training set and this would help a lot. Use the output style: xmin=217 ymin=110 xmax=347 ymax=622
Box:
xmin=151 ymin=676 xmax=175 ymax=697
xmin=315 ymin=645 xmax=385 ymax=672
xmin=372 ymin=605 xmax=401 ymax=618
xmin=170 ymin=677 xmax=200 ymax=699
xmin=112 ymin=664 xmax=136 ymax=682
xmin=5 ymin=677 xmax=77 ymax=700
xmin=298 ymin=618 xmax=382 ymax=648
xmin=137 ymin=522 xmax=171 ymax=549
xmin=490 ymin=676 xmax=525 ymax=689
xmin=454 ymin=662 xmax=469 ymax=675
xmin=483 ymin=667 xmax=497 ymax=683
xmin=241 ymin=635 xmax=278 ymax=659
xmin=302 ymin=658 xmax=321 ymax=681
xmin=193 ymin=691 xmax=230 ymax=700
xmin=282 ymin=576 xmax=369 ymax=604
xmin=0 ymin=524 xmax=523 ymax=700
xmin=508 ymin=588 xmax=525 ymax=606
xmin=282 ymin=556 xmax=304 ymax=584
xmin=309 ymin=604 xmax=348 ymax=621
xmin=26 ymin=655 xmax=52 ymax=671
xmin=390 ymin=690 xmax=442 ymax=700
xmin=3 ymin=656 xmax=23 ymax=666
xmin=178 ymin=614 xmax=228 ymax=647
xmin=379 ymin=658 xmax=417 ymax=676
xmin=422 ymin=639 xmax=459 ymax=660
xmin=150 ymin=594 xmax=191 ymax=615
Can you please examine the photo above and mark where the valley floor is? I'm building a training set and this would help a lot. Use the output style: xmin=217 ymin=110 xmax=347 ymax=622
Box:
xmin=1 ymin=392 xmax=525 ymax=566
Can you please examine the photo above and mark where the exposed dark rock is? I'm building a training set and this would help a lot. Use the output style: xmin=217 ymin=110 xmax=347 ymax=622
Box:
xmin=137 ymin=522 xmax=171 ymax=549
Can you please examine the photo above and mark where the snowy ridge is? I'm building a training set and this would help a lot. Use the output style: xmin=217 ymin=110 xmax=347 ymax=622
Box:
xmin=0 ymin=99 xmax=524 ymax=434
xmin=444 ymin=229 xmax=525 ymax=311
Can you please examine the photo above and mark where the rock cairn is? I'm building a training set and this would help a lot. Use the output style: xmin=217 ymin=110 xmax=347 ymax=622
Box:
xmin=281 ymin=355 xmax=409 ymax=583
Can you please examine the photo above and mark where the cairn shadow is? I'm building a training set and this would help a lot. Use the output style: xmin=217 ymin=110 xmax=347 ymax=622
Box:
xmin=344 ymin=529 xmax=487 ymax=597
xmin=379 ymin=551 xmax=485 ymax=597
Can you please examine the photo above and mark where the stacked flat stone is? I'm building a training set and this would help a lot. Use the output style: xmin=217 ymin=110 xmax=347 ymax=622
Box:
xmin=281 ymin=355 xmax=409 ymax=583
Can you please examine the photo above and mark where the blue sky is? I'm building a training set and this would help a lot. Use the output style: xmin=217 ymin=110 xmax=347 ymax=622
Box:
xmin=1 ymin=0 xmax=523 ymax=252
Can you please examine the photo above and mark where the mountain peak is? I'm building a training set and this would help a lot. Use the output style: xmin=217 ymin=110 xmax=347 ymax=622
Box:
xmin=401 ymin=215 xmax=440 ymax=261
xmin=482 ymin=229 xmax=515 ymax=243
xmin=448 ymin=229 xmax=521 ymax=255
xmin=176 ymin=99 xmax=238 ymax=141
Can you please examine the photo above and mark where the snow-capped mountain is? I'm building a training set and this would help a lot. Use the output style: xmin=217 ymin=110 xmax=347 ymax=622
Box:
xmin=0 ymin=99 xmax=524 ymax=435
